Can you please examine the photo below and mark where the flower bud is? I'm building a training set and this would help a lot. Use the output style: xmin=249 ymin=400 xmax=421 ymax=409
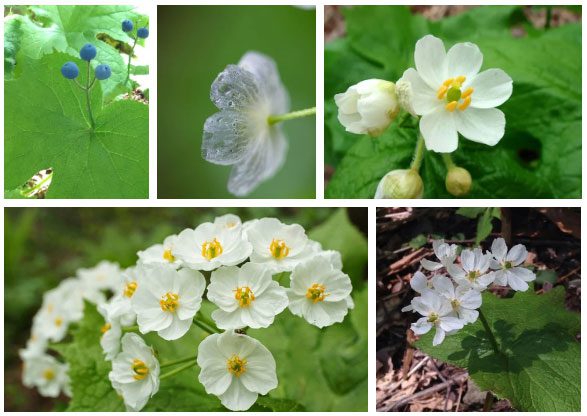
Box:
xmin=396 ymin=78 xmax=417 ymax=117
xmin=334 ymin=79 xmax=399 ymax=137
xmin=375 ymin=169 xmax=423 ymax=199
xmin=445 ymin=166 xmax=472 ymax=196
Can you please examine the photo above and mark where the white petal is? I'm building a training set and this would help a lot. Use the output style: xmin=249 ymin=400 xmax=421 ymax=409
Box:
xmin=411 ymin=318 xmax=432 ymax=335
xmin=457 ymin=288 xmax=482 ymax=309
xmin=506 ymin=244 xmax=528 ymax=266
xmin=421 ymin=259 xmax=442 ymax=271
xmin=446 ymin=42 xmax=483 ymax=81
xmin=420 ymin=109 xmax=458 ymax=153
xmin=398 ymin=68 xmax=442 ymax=115
xmin=432 ymin=327 xmax=446 ymax=346
xmin=510 ymin=267 xmax=536 ymax=283
xmin=239 ymin=344 xmax=277 ymax=394
xmin=210 ymin=64 xmax=260 ymax=110
xmin=157 ymin=316 xmax=192 ymax=340
xmin=468 ymin=68 xmax=513 ymax=109
xmin=414 ymin=35 xmax=447 ymax=89
xmin=492 ymin=270 xmax=508 ymax=286
xmin=490 ymin=238 xmax=507 ymax=262
xmin=439 ymin=316 xmax=464 ymax=332
xmin=507 ymin=272 xmax=529 ymax=292
xmin=202 ymin=110 xmax=255 ymax=165
xmin=455 ymin=107 xmax=505 ymax=146
xmin=219 ymin=378 xmax=258 ymax=411
xmin=431 ymin=275 xmax=455 ymax=298
xmin=410 ymin=271 xmax=429 ymax=292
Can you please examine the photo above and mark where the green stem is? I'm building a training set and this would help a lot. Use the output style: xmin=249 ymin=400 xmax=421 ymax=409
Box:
xmin=193 ymin=318 xmax=220 ymax=335
xmin=159 ymin=360 xmax=196 ymax=380
xmin=125 ymin=36 xmax=138 ymax=86
xmin=410 ymin=135 xmax=425 ymax=171
xmin=478 ymin=309 xmax=500 ymax=355
xmin=122 ymin=325 xmax=139 ymax=333
xmin=85 ymin=61 xmax=95 ymax=129
xmin=267 ymin=107 xmax=316 ymax=125
xmin=441 ymin=153 xmax=456 ymax=169
xmin=160 ymin=355 xmax=197 ymax=369
xmin=73 ymin=79 xmax=86 ymax=90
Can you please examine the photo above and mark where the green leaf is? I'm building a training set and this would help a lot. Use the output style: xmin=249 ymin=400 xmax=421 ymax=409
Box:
xmin=5 ymin=52 xmax=148 ymax=198
xmin=7 ymin=5 xmax=148 ymax=100
xmin=130 ymin=64 xmax=149 ymax=76
xmin=415 ymin=287 xmax=580 ymax=411
xmin=308 ymin=208 xmax=367 ymax=289
xmin=408 ymin=234 xmax=428 ymax=249
xmin=535 ymin=269 xmax=558 ymax=285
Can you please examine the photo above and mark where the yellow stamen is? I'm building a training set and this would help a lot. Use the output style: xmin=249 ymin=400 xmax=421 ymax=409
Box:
xmin=132 ymin=359 xmax=149 ymax=380
xmin=234 ymin=286 xmax=255 ymax=308
xmin=455 ymin=75 xmax=466 ymax=85
xmin=445 ymin=101 xmax=458 ymax=112
xmin=163 ymin=248 xmax=175 ymax=262
xmin=458 ymin=96 xmax=471 ymax=111
xmin=467 ymin=270 xmax=481 ymax=282
xmin=201 ymin=238 xmax=223 ymax=261
xmin=443 ymin=78 xmax=454 ymax=86
xmin=461 ymin=87 xmax=474 ymax=99
xmin=43 ymin=369 xmax=55 ymax=381
xmin=54 ymin=317 xmax=63 ymax=327
xmin=160 ymin=292 xmax=179 ymax=312
xmin=226 ymin=355 xmax=247 ymax=377
xmin=436 ymin=85 xmax=448 ymax=99
xmin=101 ymin=323 xmax=111 ymax=334
xmin=269 ymin=239 xmax=289 ymax=260
xmin=123 ymin=281 xmax=138 ymax=298
xmin=428 ymin=313 xmax=439 ymax=323
xmin=451 ymin=299 xmax=460 ymax=309
xmin=306 ymin=283 xmax=328 ymax=303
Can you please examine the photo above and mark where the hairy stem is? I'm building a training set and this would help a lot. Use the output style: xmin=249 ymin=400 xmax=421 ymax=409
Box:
xmin=125 ymin=36 xmax=138 ymax=86
xmin=410 ymin=135 xmax=426 ymax=171
xmin=85 ymin=61 xmax=95 ymax=129
xmin=478 ymin=309 xmax=500 ymax=355
xmin=159 ymin=360 xmax=197 ymax=380
xmin=160 ymin=355 xmax=197 ymax=369
xmin=441 ymin=153 xmax=455 ymax=169
xmin=268 ymin=106 xmax=316 ymax=125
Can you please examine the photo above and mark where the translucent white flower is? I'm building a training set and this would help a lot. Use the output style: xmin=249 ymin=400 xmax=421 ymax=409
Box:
xmin=109 ymin=333 xmax=160 ymax=412
xmin=246 ymin=218 xmax=314 ymax=272
xmin=77 ymin=260 xmax=122 ymax=292
xmin=448 ymin=248 xmax=495 ymax=291
xmin=98 ymin=304 xmax=122 ymax=361
xmin=19 ymin=331 xmax=48 ymax=360
xmin=421 ymin=239 xmax=458 ymax=271
xmin=202 ymin=51 xmax=290 ymax=196
xmin=197 ymin=331 xmax=277 ymax=411
xmin=137 ymin=235 xmax=181 ymax=269
xmin=334 ymin=79 xmax=399 ymax=137
xmin=32 ymin=298 xmax=71 ymax=342
xmin=431 ymin=275 xmax=481 ymax=323
xmin=132 ymin=264 xmax=206 ymax=340
xmin=410 ymin=290 xmax=464 ymax=346
xmin=374 ymin=169 xmax=423 ymax=199
xmin=103 ymin=265 xmax=147 ymax=326
xmin=214 ymin=214 xmax=243 ymax=231
xmin=399 ymin=34 xmax=513 ymax=153
xmin=489 ymin=238 xmax=536 ymax=291
xmin=207 ymin=263 xmax=288 ymax=329
xmin=401 ymin=271 xmax=433 ymax=312
xmin=174 ymin=222 xmax=252 ymax=271
xmin=287 ymin=256 xmax=353 ymax=328
xmin=22 ymin=353 xmax=70 ymax=398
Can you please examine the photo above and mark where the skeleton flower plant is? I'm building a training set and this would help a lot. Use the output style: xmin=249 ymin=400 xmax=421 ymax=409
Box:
xmin=20 ymin=214 xmax=357 ymax=412
xmin=335 ymin=34 xmax=513 ymax=199
xmin=202 ymin=52 xmax=316 ymax=196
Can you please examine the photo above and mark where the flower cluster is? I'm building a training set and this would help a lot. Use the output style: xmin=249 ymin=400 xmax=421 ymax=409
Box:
xmin=335 ymin=34 xmax=513 ymax=198
xmin=21 ymin=214 xmax=354 ymax=411
xmin=403 ymin=238 xmax=536 ymax=346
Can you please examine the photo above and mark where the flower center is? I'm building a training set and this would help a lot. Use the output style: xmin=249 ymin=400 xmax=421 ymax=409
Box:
xmin=269 ymin=239 xmax=289 ymax=260
xmin=437 ymin=76 xmax=473 ymax=112
xmin=201 ymin=238 xmax=223 ymax=261
xmin=123 ymin=281 xmax=138 ymax=298
xmin=132 ymin=359 xmax=149 ymax=380
xmin=504 ymin=261 xmax=513 ymax=269
xmin=428 ymin=312 xmax=439 ymax=323
xmin=451 ymin=299 xmax=460 ymax=309
xmin=306 ymin=283 xmax=327 ymax=303
xmin=467 ymin=270 xmax=481 ymax=282
xmin=43 ymin=369 xmax=55 ymax=381
xmin=163 ymin=248 xmax=175 ymax=262
xmin=101 ymin=323 xmax=111 ymax=334
xmin=160 ymin=292 xmax=179 ymax=312
xmin=54 ymin=317 xmax=63 ymax=327
xmin=234 ymin=286 xmax=255 ymax=308
xmin=226 ymin=355 xmax=247 ymax=377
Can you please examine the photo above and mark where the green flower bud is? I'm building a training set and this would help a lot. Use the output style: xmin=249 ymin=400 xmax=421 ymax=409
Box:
xmin=445 ymin=166 xmax=472 ymax=196
xmin=375 ymin=169 xmax=423 ymax=199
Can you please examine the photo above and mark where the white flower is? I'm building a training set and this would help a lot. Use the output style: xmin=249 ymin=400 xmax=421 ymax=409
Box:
xmin=448 ymin=248 xmax=495 ymax=291
xmin=214 ymin=214 xmax=243 ymax=231
xmin=207 ymin=263 xmax=288 ymax=330
xmin=197 ymin=331 xmax=277 ymax=411
xmin=246 ymin=218 xmax=314 ymax=272
xmin=431 ymin=275 xmax=481 ymax=323
xmin=489 ymin=238 xmax=536 ymax=291
xmin=137 ymin=235 xmax=181 ymax=269
xmin=77 ymin=260 xmax=122 ymax=292
xmin=109 ymin=333 xmax=160 ymax=411
xmin=202 ymin=51 xmax=290 ymax=196
xmin=399 ymin=34 xmax=513 ymax=153
xmin=132 ymin=264 xmax=206 ymax=340
xmin=103 ymin=265 xmax=147 ymax=327
xmin=32 ymin=298 xmax=71 ymax=342
xmin=410 ymin=290 xmax=464 ymax=346
xmin=19 ymin=331 xmax=48 ymax=360
xmin=287 ymin=256 xmax=353 ymax=328
xmin=396 ymin=77 xmax=417 ymax=116
xmin=334 ymin=79 xmax=399 ymax=137
xmin=22 ymin=353 xmax=70 ymax=398
xmin=98 ymin=304 xmax=122 ymax=361
xmin=401 ymin=271 xmax=432 ymax=312
xmin=421 ymin=239 xmax=458 ymax=271
xmin=174 ymin=222 xmax=252 ymax=271
xmin=374 ymin=169 xmax=423 ymax=199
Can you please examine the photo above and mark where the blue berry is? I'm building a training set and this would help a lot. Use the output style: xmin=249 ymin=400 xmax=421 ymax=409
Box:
xmin=61 ymin=62 xmax=79 ymax=79
xmin=95 ymin=64 xmax=112 ymax=80
xmin=137 ymin=27 xmax=149 ymax=39
xmin=122 ymin=19 xmax=133 ymax=32
xmin=79 ymin=43 xmax=97 ymax=61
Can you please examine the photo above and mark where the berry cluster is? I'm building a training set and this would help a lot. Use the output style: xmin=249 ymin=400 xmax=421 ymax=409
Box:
xmin=60 ymin=43 xmax=111 ymax=81
xmin=122 ymin=19 xmax=149 ymax=85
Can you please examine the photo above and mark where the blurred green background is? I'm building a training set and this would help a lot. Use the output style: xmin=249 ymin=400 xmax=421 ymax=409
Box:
xmin=5 ymin=207 xmax=367 ymax=411
xmin=157 ymin=6 xmax=316 ymax=199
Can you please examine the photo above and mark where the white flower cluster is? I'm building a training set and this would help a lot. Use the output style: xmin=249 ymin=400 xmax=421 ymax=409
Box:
xmin=21 ymin=214 xmax=354 ymax=412
xmin=403 ymin=238 xmax=536 ymax=346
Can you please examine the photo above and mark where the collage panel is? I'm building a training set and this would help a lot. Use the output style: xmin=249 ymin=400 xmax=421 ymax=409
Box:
xmin=376 ymin=207 xmax=580 ymax=411
xmin=324 ymin=5 xmax=581 ymax=199
xmin=5 ymin=5 xmax=151 ymax=199
xmin=5 ymin=207 xmax=367 ymax=412
xmin=157 ymin=5 xmax=317 ymax=199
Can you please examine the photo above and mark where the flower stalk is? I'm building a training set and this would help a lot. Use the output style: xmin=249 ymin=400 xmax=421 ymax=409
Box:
xmin=85 ymin=61 xmax=96 ymax=129
xmin=160 ymin=355 xmax=197 ymax=369
xmin=125 ymin=37 xmax=138 ymax=86
xmin=478 ymin=309 xmax=501 ymax=355
xmin=267 ymin=107 xmax=316 ymax=125
xmin=410 ymin=135 xmax=426 ymax=171
xmin=159 ymin=359 xmax=197 ymax=380
xmin=192 ymin=317 xmax=220 ymax=335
